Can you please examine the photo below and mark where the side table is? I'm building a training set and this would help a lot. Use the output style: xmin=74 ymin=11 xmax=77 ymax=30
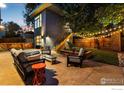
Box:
xmin=32 ymin=63 xmax=46 ymax=85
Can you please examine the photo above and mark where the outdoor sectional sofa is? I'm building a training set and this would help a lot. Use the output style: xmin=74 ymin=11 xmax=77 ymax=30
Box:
xmin=10 ymin=49 xmax=45 ymax=81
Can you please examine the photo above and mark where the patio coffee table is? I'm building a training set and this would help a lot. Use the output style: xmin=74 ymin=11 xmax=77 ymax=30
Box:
xmin=43 ymin=55 xmax=57 ymax=64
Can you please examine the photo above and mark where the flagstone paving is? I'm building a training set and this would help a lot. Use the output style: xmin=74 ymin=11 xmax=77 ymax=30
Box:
xmin=0 ymin=51 xmax=124 ymax=85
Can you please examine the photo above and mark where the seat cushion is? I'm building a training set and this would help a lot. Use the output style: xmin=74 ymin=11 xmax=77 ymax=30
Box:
xmin=42 ymin=50 xmax=51 ymax=54
xmin=22 ymin=64 xmax=33 ymax=73
xmin=23 ymin=50 xmax=41 ymax=62
xmin=10 ymin=48 xmax=23 ymax=57
xmin=69 ymin=58 xmax=80 ymax=63
xmin=14 ymin=49 xmax=23 ymax=56
xmin=44 ymin=55 xmax=56 ymax=59
xmin=17 ymin=52 xmax=27 ymax=63
xmin=25 ymin=51 xmax=40 ymax=56
xmin=26 ymin=54 xmax=41 ymax=62
xmin=78 ymin=48 xmax=84 ymax=56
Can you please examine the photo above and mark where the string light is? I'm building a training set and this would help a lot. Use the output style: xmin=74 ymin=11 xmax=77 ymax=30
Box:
xmin=114 ymin=27 xmax=116 ymax=30
xmin=77 ymin=26 xmax=123 ymax=39
xmin=118 ymin=26 xmax=121 ymax=29
xmin=109 ymin=29 xmax=112 ymax=31
xmin=120 ymin=29 xmax=122 ymax=32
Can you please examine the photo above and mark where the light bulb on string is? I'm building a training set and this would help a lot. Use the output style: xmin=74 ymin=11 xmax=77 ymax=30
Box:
xmin=102 ymin=31 xmax=104 ymax=33
xmin=114 ymin=27 xmax=116 ymax=30
xmin=118 ymin=26 xmax=121 ymax=29
xmin=120 ymin=29 xmax=122 ymax=32
xmin=109 ymin=29 xmax=112 ymax=31
xmin=113 ymin=32 xmax=116 ymax=35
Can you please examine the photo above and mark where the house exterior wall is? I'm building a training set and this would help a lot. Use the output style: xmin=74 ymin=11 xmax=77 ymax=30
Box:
xmin=45 ymin=9 xmax=65 ymax=48
xmin=41 ymin=10 xmax=47 ymax=47
xmin=33 ymin=9 xmax=66 ymax=49
xmin=34 ymin=11 xmax=45 ymax=48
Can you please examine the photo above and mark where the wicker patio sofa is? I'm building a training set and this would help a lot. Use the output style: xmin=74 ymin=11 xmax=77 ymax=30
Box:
xmin=10 ymin=49 xmax=45 ymax=81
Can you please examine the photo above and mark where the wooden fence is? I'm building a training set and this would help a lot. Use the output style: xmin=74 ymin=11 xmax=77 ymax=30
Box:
xmin=73 ymin=31 xmax=122 ymax=51
xmin=0 ymin=43 xmax=33 ymax=49
xmin=0 ymin=37 xmax=25 ymax=43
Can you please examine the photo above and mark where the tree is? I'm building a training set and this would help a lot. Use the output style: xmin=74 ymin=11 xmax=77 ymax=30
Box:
xmin=23 ymin=3 xmax=40 ymax=25
xmin=95 ymin=4 xmax=124 ymax=27
xmin=24 ymin=3 xmax=124 ymax=34
xmin=57 ymin=3 xmax=110 ymax=33
xmin=4 ymin=21 xmax=21 ymax=37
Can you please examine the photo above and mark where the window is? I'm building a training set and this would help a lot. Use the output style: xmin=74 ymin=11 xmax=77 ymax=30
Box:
xmin=35 ymin=36 xmax=41 ymax=45
xmin=35 ymin=14 xmax=42 ymax=29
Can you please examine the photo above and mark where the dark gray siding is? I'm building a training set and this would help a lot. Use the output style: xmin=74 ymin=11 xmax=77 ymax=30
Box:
xmin=45 ymin=9 xmax=66 ymax=48
xmin=33 ymin=9 xmax=67 ymax=49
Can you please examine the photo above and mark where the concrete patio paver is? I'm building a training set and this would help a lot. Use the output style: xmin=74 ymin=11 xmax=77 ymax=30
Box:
xmin=0 ymin=51 xmax=24 ymax=85
xmin=0 ymin=51 xmax=124 ymax=85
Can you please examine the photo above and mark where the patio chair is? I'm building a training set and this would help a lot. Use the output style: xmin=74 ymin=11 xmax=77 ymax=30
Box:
xmin=67 ymin=48 xmax=85 ymax=68
xmin=41 ymin=46 xmax=51 ymax=55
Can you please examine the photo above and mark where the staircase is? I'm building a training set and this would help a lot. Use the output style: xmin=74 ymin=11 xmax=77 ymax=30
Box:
xmin=55 ymin=33 xmax=73 ymax=52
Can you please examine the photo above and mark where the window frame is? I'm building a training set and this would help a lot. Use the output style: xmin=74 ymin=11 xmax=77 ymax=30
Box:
xmin=34 ymin=14 xmax=42 ymax=29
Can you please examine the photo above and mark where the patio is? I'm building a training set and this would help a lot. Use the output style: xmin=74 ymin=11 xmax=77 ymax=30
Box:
xmin=0 ymin=50 xmax=124 ymax=85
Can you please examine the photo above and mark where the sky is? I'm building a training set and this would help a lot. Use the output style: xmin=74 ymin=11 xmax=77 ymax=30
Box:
xmin=1 ymin=3 xmax=26 ymax=27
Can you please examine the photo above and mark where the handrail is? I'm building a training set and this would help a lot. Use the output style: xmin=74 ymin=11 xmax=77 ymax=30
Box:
xmin=55 ymin=33 xmax=73 ymax=52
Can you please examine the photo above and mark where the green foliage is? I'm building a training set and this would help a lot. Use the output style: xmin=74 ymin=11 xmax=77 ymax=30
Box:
xmin=58 ymin=4 xmax=109 ymax=33
xmin=4 ymin=21 xmax=21 ymax=37
xmin=87 ymin=48 xmax=119 ymax=65
xmin=58 ymin=3 xmax=124 ymax=34
xmin=23 ymin=3 xmax=40 ymax=25
xmin=67 ymin=41 xmax=75 ymax=49
xmin=95 ymin=4 xmax=124 ymax=27
xmin=24 ymin=3 xmax=124 ymax=33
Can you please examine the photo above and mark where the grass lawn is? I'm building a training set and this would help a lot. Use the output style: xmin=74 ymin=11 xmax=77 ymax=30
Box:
xmin=87 ymin=48 xmax=119 ymax=66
